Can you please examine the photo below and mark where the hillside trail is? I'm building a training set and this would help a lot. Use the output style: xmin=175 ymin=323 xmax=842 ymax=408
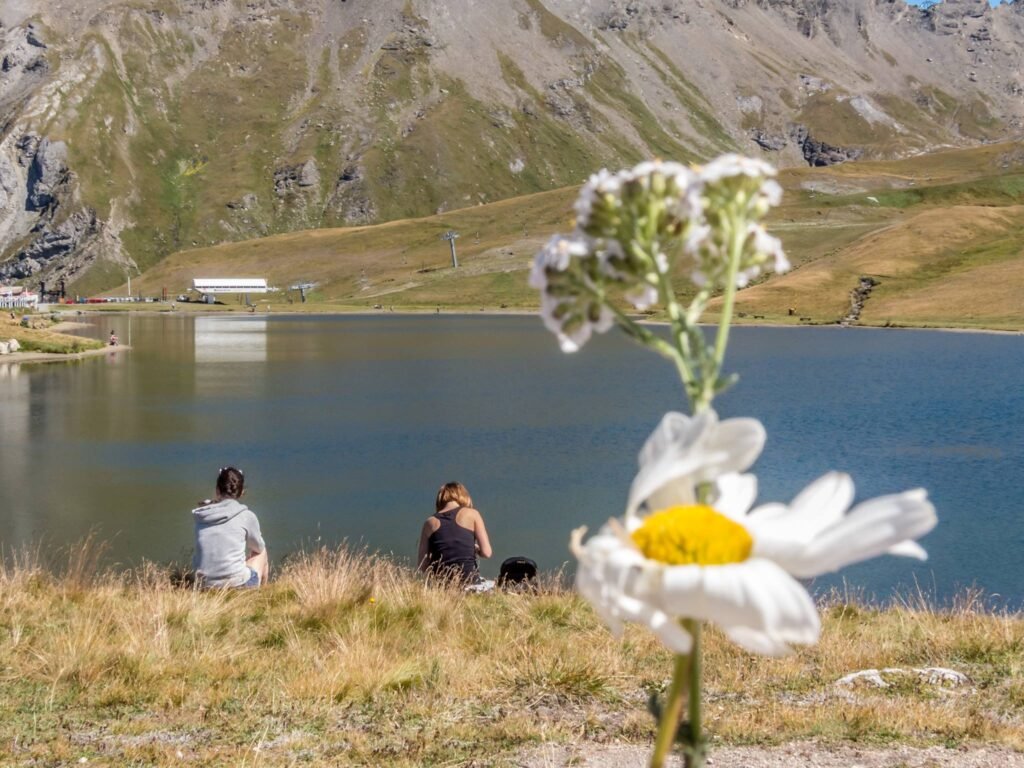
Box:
xmin=515 ymin=742 xmax=1024 ymax=767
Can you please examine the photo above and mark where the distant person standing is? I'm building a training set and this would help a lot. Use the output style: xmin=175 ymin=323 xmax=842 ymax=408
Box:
xmin=192 ymin=466 xmax=269 ymax=588
xmin=108 ymin=330 xmax=118 ymax=345
xmin=418 ymin=481 xmax=492 ymax=584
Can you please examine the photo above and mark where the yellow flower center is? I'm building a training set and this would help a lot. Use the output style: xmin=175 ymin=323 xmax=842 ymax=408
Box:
xmin=631 ymin=505 xmax=753 ymax=566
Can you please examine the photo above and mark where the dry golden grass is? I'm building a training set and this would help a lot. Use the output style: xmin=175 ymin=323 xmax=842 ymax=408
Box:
xmin=0 ymin=315 xmax=104 ymax=354
xmin=727 ymin=205 xmax=1024 ymax=329
xmin=1 ymin=545 xmax=1021 ymax=766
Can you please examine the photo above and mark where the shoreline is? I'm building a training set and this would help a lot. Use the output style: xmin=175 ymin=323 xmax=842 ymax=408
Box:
xmin=51 ymin=305 xmax=1024 ymax=336
xmin=0 ymin=344 xmax=130 ymax=365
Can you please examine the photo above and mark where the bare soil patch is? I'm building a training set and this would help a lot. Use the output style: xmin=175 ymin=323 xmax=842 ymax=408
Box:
xmin=518 ymin=742 xmax=1024 ymax=767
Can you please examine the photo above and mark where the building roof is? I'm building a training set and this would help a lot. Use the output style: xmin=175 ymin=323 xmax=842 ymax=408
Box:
xmin=191 ymin=278 xmax=268 ymax=293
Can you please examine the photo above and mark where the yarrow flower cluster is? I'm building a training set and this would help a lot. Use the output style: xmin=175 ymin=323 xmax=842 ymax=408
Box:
xmin=528 ymin=234 xmax=613 ymax=353
xmin=688 ymin=155 xmax=789 ymax=289
xmin=531 ymin=155 xmax=790 ymax=357
xmin=530 ymin=160 xmax=706 ymax=353
xmin=530 ymin=154 xmax=938 ymax=768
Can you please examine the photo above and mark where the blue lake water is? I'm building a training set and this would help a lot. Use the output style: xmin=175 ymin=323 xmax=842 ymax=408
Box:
xmin=1 ymin=314 xmax=1021 ymax=607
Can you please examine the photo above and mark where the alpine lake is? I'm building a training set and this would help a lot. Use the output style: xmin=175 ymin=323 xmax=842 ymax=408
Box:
xmin=2 ymin=313 xmax=1022 ymax=608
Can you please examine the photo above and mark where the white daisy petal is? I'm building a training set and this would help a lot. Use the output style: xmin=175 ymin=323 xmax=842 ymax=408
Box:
xmin=655 ymin=560 xmax=819 ymax=648
xmin=627 ymin=411 xmax=765 ymax=522
xmin=887 ymin=540 xmax=928 ymax=560
xmin=633 ymin=477 xmax=700 ymax=529
xmin=700 ymin=417 xmax=766 ymax=478
xmin=637 ymin=411 xmax=710 ymax=470
xmin=649 ymin=612 xmax=694 ymax=653
xmin=724 ymin=625 xmax=800 ymax=656
xmin=775 ymin=489 xmax=937 ymax=578
xmin=748 ymin=472 xmax=854 ymax=539
xmin=712 ymin=473 xmax=758 ymax=520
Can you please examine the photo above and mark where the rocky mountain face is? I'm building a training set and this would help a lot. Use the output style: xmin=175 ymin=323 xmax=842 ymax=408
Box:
xmin=0 ymin=0 xmax=1021 ymax=293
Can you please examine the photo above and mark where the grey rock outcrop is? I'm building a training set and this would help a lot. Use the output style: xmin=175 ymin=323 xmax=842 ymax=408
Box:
xmin=24 ymin=24 xmax=47 ymax=49
xmin=25 ymin=137 xmax=69 ymax=213
xmin=840 ymin=275 xmax=879 ymax=325
xmin=0 ymin=209 xmax=99 ymax=280
xmin=751 ymin=129 xmax=787 ymax=152
xmin=736 ymin=95 xmax=764 ymax=114
xmin=274 ymin=159 xmax=320 ymax=196
xmin=328 ymin=163 xmax=376 ymax=225
xmin=226 ymin=193 xmax=258 ymax=210
xmin=0 ymin=154 xmax=18 ymax=211
xmin=596 ymin=0 xmax=687 ymax=32
xmin=597 ymin=1 xmax=641 ymax=31
xmin=15 ymin=133 xmax=40 ymax=166
xmin=789 ymin=124 xmax=862 ymax=167
xmin=0 ymin=23 xmax=50 ymax=98
xmin=928 ymin=0 xmax=990 ymax=35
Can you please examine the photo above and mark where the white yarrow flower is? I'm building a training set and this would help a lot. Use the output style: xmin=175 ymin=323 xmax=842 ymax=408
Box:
xmin=750 ymin=225 xmax=790 ymax=275
xmin=529 ymin=234 xmax=589 ymax=291
xmin=698 ymin=154 xmax=778 ymax=184
xmin=537 ymin=288 xmax=614 ymax=354
xmin=762 ymin=179 xmax=783 ymax=207
xmin=574 ymin=169 xmax=622 ymax=228
xmin=573 ymin=410 xmax=938 ymax=656
xmin=625 ymin=283 xmax=658 ymax=311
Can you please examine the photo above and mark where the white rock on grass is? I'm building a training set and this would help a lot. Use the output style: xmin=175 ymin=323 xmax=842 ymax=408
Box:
xmin=835 ymin=667 xmax=971 ymax=690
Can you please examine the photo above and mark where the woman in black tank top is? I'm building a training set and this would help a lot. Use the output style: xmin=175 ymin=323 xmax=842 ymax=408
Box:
xmin=417 ymin=481 xmax=493 ymax=584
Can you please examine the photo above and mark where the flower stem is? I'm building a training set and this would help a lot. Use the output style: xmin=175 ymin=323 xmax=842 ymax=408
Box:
xmin=653 ymin=269 xmax=703 ymax=407
xmin=650 ymin=652 xmax=690 ymax=768
xmin=607 ymin=301 xmax=695 ymax=405
xmin=682 ymin=619 xmax=706 ymax=768
xmin=704 ymin=204 xmax=744 ymax=407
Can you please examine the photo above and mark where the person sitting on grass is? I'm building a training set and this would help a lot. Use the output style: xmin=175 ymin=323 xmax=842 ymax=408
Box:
xmin=192 ymin=466 xmax=268 ymax=589
xmin=417 ymin=481 xmax=493 ymax=586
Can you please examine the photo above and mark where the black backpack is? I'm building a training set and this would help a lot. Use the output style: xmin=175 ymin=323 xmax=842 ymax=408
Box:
xmin=498 ymin=556 xmax=538 ymax=590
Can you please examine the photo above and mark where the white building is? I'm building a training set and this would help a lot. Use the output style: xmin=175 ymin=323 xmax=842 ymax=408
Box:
xmin=0 ymin=285 xmax=39 ymax=309
xmin=190 ymin=278 xmax=269 ymax=303
xmin=191 ymin=278 xmax=268 ymax=295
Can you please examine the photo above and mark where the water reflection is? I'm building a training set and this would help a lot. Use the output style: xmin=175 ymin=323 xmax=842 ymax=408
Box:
xmin=1 ymin=314 xmax=1022 ymax=607
xmin=0 ymin=362 xmax=33 ymax=544
xmin=194 ymin=317 xmax=268 ymax=364
xmin=194 ymin=317 xmax=269 ymax=398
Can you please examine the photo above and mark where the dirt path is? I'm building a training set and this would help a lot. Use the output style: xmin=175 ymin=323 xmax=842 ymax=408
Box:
xmin=517 ymin=743 xmax=1024 ymax=767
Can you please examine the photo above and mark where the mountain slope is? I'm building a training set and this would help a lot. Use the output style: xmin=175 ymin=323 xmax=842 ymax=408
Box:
xmin=0 ymin=0 xmax=1022 ymax=292
xmin=124 ymin=141 xmax=1024 ymax=331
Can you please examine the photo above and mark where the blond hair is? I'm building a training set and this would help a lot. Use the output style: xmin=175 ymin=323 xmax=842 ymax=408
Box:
xmin=435 ymin=481 xmax=472 ymax=512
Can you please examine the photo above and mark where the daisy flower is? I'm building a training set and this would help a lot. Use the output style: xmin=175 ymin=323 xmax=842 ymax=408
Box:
xmin=572 ymin=410 xmax=937 ymax=655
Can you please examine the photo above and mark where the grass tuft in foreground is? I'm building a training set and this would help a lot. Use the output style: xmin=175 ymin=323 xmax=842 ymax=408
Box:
xmin=0 ymin=546 xmax=1021 ymax=766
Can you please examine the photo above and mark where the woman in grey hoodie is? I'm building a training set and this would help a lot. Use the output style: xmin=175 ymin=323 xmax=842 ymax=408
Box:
xmin=192 ymin=466 xmax=269 ymax=588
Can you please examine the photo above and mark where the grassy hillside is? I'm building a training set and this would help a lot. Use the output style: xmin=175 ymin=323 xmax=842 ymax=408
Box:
xmin=1 ymin=546 xmax=1021 ymax=766
xmin=127 ymin=186 xmax=579 ymax=311
xmin=124 ymin=142 xmax=1024 ymax=331
xmin=730 ymin=143 xmax=1024 ymax=330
